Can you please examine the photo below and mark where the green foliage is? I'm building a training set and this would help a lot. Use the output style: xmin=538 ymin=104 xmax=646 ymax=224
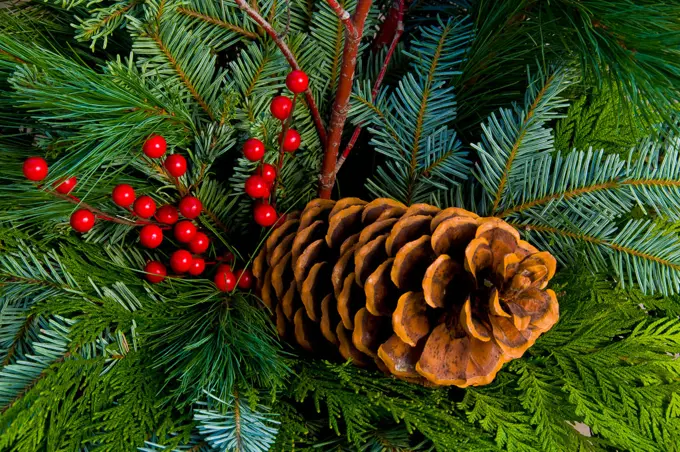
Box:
xmin=2 ymin=0 xmax=680 ymax=450
xmin=350 ymin=17 xmax=473 ymax=205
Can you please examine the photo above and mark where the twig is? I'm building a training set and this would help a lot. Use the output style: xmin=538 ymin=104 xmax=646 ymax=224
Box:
xmin=334 ymin=16 xmax=404 ymax=175
xmin=318 ymin=0 xmax=384 ymax=198
xmin=234 ymin=0 xmax=327 ymax=146
xmin=50 ymin=191 xmax=160 ymax=227
xmin=326 ymin=0 xmax=356 ymax=39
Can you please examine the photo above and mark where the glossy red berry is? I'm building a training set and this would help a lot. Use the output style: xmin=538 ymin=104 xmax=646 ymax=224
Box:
xmin=179 ymin=196 xmax=202 ymax=219
xmin=216 ymin=263 xmax=232 ymax=273
xmin=235 ymin=268 xmax=254 ymax=290
xmin=54 ymin=176 xmax=77 ymax=194
xmin=23 ymin=157 xmax=48 ymax=181
xmin=243 ymin=138 xmax=265 ymax=162
xmin=155 ymin=205 xmax=179 ymax=224
xmin=245 ymin=175 xmax=271 ymax=199
xmin=282 ymin=129 xmax=301 ymax=152
xmin=133 ymin=195 xmax=156 ymax=218
xmin=112 ymin=184 xmax=135 ymax=207
xmin=139 ymin=224 xmax=163 ymax=248
xmin=174 ymin=220 xmax=197 ymax=243
xmin=164 ymin=154 xmax=187 ymax=177
xmin=214 ymin=268 xmax=236 ymax=292
xmin=286 ymin=70 xmax=309 ymax=93
xmin=188 ymin=257 xmax=206 ymax=276
xmin=260 ymin=164 xmax=276 ymax=183
xmin=189 ymin=232 xmax=210 ymax=254
xmin=70 ymin=209 xmax=95 ymax=233
xmin=253 ymin=202 xmax=278 ymax=227
xmin=143 ymin=135 xmax=167 ymax=158
xmin=170 ymin=249 xmax=193 ymax=274
xmin=270 ymin=96 xmax=293 ymax=120
xmin=144 ymin=261 xmax=167 ymax=284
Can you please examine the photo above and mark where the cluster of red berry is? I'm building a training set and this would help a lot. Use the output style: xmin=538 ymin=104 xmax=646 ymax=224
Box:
xmin=244 ymin=70 xmax=309 ymax=227
xmin=21 ymin=138 xmax=253 ymax=291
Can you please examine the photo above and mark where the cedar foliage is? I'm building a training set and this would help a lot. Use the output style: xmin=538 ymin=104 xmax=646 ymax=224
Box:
xmin=1 ymin=0 xmax=680 ymax=451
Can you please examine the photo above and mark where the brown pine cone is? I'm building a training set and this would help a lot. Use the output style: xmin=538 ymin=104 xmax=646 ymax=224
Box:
xmin=253 ymin=198 xmax=559 ymax=387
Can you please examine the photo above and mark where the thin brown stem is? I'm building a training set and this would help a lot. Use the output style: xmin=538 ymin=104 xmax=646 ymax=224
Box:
xmin=318 ymin=0 xmax=374 ymax=198
xmin=326 ymin=0 xmax=357 ymax=39
xmin=335 ymin=12 xmax=404 ymax=175
xmin=50 ymin=191 xmax=158 ymax=227
xmin=234 ymin=0 xmax=327 ymax=145
xmin=272 ymin=94 xmax=298 ymax=208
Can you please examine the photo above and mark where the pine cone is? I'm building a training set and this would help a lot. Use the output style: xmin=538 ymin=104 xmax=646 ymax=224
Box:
xmin=253 ymin=198 xmax=559 ymax=387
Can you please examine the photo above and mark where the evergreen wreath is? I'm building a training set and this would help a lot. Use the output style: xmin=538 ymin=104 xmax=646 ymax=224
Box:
xmin=1 ymin=0 xmax=680 ymax=451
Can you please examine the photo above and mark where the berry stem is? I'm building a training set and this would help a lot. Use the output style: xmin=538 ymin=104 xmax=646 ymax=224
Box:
xmin=50 ymin=191 xmax=161 ymax=227
xmin=272 ymin=93 xmax=298 ymax=207
xmin=334 ymin=8 xmax=404 ymax=176
xmin=233 ymin=0 xmax=327 ymax=146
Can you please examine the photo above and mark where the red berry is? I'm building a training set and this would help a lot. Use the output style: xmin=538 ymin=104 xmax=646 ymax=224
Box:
xmin=216 ymin=263 xmax=232 ymax=273
xmin=144 ymin=261 xmax=167 ymax=283
xmin=112 ymin=184 xmax=135 ymax=207
xmin=133 ymin=195 xmax=157 ymax=218
xmin=286 ymin=70 xmax=309 ymax=93
xmin=143 ymin=135 xmax=167 ymax=158
xmin=170 ymin=249 xmax=193 ymax=274
xmin=253 ymin=202 xmax=278 ymax=227
xmin=23 ymin=157 xmax=48 ymax=181
xmin=70 ymin=209 xmax=95 ymax=233
xmin=179 ymin=196 xmax=202 ymax=219
xmin=156 ymin=205 xmax=179 ymax=224
xmin=245 ymin=175 xmax=271 ymax=199
xmin=189 ymin=232 xmax=210 ymax=254
xmin=235 ymin=268 xmax=254 ymax=290
xmin=174 ymin=220 xmax=197 ymax=243
xmin=243 ymin=138 xmax=265 ymax=162
xmin=53 ymin=176 xmax=77 ymax=194
xmin=222 ymin=252 xmax=235 ymax=265
xmin=189 ymin=257 xmax=206 ymax=276
xmin=214 ymin=269 xmax=236 ymax=292
xmin=270 ymin=96 xmax=293 ymax=120
xmin=260 ymin=164 xmax=276 ymax=183
xmin=282 ymin=129 xmax=301 ymax=152
xmin=139 ymin=224 xmax=163 ymax=248
xmin=165 ymin=154 xmax=187 ymax=177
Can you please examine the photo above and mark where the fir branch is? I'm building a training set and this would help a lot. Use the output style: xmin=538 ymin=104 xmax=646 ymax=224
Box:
xmin=472 ymin=67 xmax=571 ymax=215
xmin=146 ymin=29 xmax=216 ymax=121
xmin=175 ymin=6 xmax=259 ymax=39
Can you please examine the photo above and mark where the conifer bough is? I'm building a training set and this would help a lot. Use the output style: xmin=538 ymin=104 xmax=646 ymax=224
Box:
xmin=253 ymin=197 xmax=559 ymax=387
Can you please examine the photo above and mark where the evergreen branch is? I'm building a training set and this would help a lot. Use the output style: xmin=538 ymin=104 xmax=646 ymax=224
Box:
xmin=1 ymin=314 xmax=34 ymax=367
xmin=233 ymin=0 xmax=327 ymax=145
xmin=520 ymin=223 xmax=680 ymax=271
xmin=491 ymin=73 xmax=555 ymax=212
xmin=176 ymin=6 xmax=258 ymax=39
xmin=81 ymin=1 xmax=140 ymax=39
xmin=147 ymin=30 xmax=217 ymax=121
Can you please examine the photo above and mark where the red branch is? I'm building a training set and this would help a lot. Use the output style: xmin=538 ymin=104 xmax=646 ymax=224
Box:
xmin=234 ymin=0 xmax=327 ymax=146
xmin=334 ymin=11 xmax=404 ymax=175
xmin=318 ymin=0 xmax=374 ymax=199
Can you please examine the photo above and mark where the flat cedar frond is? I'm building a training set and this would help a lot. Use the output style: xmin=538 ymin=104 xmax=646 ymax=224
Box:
xmin=472 ymin=66 xmax=572 ymax=215
xmin=351 ymin=16 xmax=473 ymax=205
